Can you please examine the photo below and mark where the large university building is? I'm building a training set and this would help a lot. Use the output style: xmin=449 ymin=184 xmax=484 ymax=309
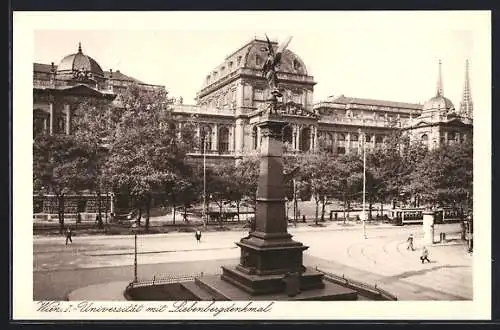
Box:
xmin=32 ymin=38 xmax=473 ymax=216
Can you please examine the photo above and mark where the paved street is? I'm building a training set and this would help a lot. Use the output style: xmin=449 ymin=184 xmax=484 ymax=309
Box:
xmin=33 ymin=222 xmax=472 ymax=301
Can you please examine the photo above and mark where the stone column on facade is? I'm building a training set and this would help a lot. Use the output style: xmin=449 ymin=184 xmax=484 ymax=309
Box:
xmin=296 ymin=125 xmax=302 ymax=151
xmin=196 ymin=124 xmax=201 ymax=151
xmin=64 ymin=104 xmax=71 ymax=135
xmin=372 ymin=134 xmax=376 ymax=149
xmin=49 ymin=101 xmax=54 ymax=135
xmin=229 ymin=125 xmax=235 ymax=152
xmin=444 ymin=131 xmax=448 ymax=145
xmin=234 ymin=119 xmax=245 ymax=154
xmin=309 ymin=126 xmax=315 ymax=152
xmin=313 ymin=126 xmax=318 ymax=151
xmin=346 ymin=132 xmax=351 ymax=154
xmin=292 ymin=125 xmax=298 ymax=151
xmin=257 ymin=126 xmax=261 ymax=149
xmin=212 ymin=124 xmax=219 ymax=152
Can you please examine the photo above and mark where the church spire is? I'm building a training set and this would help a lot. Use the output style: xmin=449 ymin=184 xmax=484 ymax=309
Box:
xmin=460 ymin=59 xmax=473 ymax=118
xmin=78 ymin=42 xmax=82 ymax=53
xmin=436 ymin=59 xmax=443 ymax=96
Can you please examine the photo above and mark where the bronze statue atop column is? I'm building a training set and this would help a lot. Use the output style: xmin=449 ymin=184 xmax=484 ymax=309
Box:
xmin=261 ymin=35 xmax=292 ymax=114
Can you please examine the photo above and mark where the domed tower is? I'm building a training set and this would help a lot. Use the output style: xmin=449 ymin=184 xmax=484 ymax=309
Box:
xmin=55 ymin=42 xmax=105 ymax=89
xmin=405 ymin=60 xmax=472 ymax=149
xmin=421 ymin=60 xmax=456 ymax=120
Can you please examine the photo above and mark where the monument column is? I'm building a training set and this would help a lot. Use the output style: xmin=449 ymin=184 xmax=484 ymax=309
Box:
xmin=192 ymin=35 xmax=357 ymax=301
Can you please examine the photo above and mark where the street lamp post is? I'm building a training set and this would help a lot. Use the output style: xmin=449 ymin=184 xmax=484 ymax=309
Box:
xmin=202 ymin=133 xmax=208 ymax=229
xmin=293 ymin=179 xmax=297 ymax=227
xmin=131 ymin=223 xmax=138 ymax=283
xmin=360 ymin=129 xmax=367 ymax=239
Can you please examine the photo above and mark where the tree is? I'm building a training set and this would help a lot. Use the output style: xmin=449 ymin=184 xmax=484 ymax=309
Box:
xmin=72 ymin=97 xmax=116 ymax=228
xmin=411 ymin=140 xmax=472 ymax=208
xmin=298 ymin=152 xmax=340 ymax=225
xmin=336 ymin=154 xmax=363 ymax=222
xmin=234 ymin=153 xmax=260 ymax=212
xmin=205 ymin=164 xmax=236 ymax=227
xmin=106 ymin=85 xmax=188 ymax=231
xmin=33 ymin=133 xmax=95 ymax=233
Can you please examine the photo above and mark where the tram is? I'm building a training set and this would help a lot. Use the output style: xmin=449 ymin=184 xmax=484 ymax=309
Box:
xmin=390 ymin=207 xmax=464 ymax=226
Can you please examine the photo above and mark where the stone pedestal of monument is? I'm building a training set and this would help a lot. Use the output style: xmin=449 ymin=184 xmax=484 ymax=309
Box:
xmin=194 ymin=112 xmax=357 ymax=300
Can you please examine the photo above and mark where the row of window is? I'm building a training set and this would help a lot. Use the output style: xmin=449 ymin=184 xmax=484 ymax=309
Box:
xmin=205 ymin=56 xmax=243 ymax=84
xmin=198 ymin=125 xmax=231 ymax=153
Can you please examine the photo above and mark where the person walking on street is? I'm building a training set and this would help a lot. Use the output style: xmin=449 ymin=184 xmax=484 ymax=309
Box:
xmin=420 ymin=246 xmax=431 ymax=263
xmin=65 ymin=227 xmax=73 ymax=245
xmin=195 ymin=229 xmax=202 ymax=243
xmin=407 ymin=234 xmax=415 ymax=251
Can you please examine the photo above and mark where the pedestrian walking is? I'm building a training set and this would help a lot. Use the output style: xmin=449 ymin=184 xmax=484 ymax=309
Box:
xmin=407 ymin=234 xmax=415 ymax=251
xmin=76 ymin=212 xmax=82 ymax=224
xmin=65 ymin=227 xmax=73 ymax=245
xmin=420 ymin=246 xmax=431 ymax=263
xmin=195 ymin=229 xmax=202 ymax=243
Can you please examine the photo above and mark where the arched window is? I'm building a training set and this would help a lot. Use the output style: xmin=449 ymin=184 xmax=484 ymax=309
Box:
xmin=255 ymin=55 xmax=262 ymax=66
xmin=351 ymin=134 xmax=359 ymax=142
xmin=300 ymin=127 xmax=311 ymax=152
xmin=200 ymin=125 xmax=212 ymax=151
xmin=421 ymin=134 xmax=429 ymax=144
xmin=283 ymin=125 xmax=293 ymax=145
xmin=337 ymin=133 xmax=345 ymax=142
xmin=252 ymin=126 xmax=258 ymax=150
xmin=293 ymin=59 xmax=301 ymax=71
xmin=218 ymin=126 xmax=230 ymax=153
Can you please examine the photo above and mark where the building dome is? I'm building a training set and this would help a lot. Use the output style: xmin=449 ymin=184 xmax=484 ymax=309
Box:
xmin=422 ymin=95 xmax=455 ymax=112
xmin=57 ymin=43 xmax=104 ymax=78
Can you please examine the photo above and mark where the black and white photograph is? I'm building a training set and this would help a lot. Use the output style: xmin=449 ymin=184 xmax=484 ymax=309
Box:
xmin=12 ymin=11 xmax=491 ymax=320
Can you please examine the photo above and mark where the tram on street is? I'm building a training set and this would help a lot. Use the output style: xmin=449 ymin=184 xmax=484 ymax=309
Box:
xmin=390 ymin=207 xmax=464 ymax=226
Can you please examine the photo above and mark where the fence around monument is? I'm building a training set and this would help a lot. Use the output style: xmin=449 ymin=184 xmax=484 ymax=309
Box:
xmin=127 ymin=270 xmax=223 ymax=290
xmin=316 ymin=267 xmax=398 ymax=301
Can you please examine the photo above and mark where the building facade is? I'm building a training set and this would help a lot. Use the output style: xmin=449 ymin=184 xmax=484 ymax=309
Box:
xmin=33 ymin=42 xmax=165 ymax=138
xmin=32 ymin=39 xmax=474 ymax=216
xmin=404 ymin=60 xmax=473 ymax=149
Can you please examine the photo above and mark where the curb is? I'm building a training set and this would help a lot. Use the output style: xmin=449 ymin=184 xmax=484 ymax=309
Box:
xmin=66 ymin=281 xmax=130 ymax=301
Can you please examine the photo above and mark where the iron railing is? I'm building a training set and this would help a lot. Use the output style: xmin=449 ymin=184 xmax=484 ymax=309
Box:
xmin=315 ymin=266 xmax=398 ymax=301
xmin=126 ymin=271 xmax=223 ymax=290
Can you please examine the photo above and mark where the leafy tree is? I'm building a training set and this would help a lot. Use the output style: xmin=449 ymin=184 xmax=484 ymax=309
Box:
xmin=33 ymin=133 xmax=95 ymax=233
xmin=235 ymin=153 xmax=260 ymax=211
xmin=411 ymin=139 xmax=472 ymax=208
xmin=72 ymin=97 xmax=116 ymax=227
xmin=205 ymin=164 xmax=236 ymax=227
xmin=106 ymin=85 xmax=187 ymax=231
xmin=298 ymin=152 xmax=339 ymax=225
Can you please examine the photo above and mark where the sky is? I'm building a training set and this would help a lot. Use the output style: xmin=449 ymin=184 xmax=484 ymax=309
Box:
xmin=27 ymin=11 xmax=490 ymax=109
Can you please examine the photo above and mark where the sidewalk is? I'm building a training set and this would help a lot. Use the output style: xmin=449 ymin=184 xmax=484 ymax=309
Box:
xmin=67 ymin=281 xmax=129 ymax=301
xmin=34 ymin=221 xmax=399 ymax=242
